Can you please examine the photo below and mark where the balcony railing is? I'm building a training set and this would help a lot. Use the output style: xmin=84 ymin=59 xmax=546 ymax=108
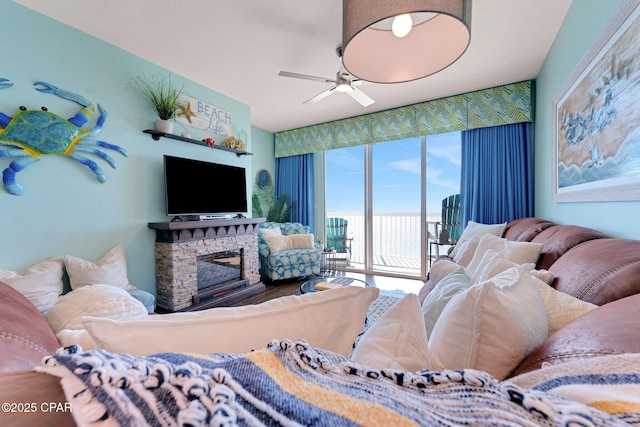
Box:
xmin=326 ymin=212 xmax=444 ymax=276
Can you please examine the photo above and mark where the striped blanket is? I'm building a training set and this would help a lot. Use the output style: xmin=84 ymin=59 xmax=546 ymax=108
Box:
xmin=38 ymin=339 xmax=630 ymax=427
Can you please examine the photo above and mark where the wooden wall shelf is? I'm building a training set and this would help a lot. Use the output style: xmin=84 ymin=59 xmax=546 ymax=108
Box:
xmin=143 ymin=130 xmax=252 ymax=157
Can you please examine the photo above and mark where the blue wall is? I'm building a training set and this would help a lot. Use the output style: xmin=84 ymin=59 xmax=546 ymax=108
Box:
xmin=0 ymin=0 xmax=265 ymax=295
xmin=535 ymin=0 xmax=640 ymax=239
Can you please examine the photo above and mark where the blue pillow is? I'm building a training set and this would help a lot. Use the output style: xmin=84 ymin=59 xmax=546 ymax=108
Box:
xmin=128 ymin=289 xmax=155 ymax=313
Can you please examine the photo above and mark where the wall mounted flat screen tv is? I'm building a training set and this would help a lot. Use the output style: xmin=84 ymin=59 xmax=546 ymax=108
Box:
xmin=164 ymin=155 xmax=247 ymax=217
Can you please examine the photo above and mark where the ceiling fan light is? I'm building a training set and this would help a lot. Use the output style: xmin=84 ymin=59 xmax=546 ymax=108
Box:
xmin=342 ymin=0 xmax=472 ymax=84
xmin=392 ymin=14 xmax=413 ymax=38
xmin=336 ymin=83 xmax=353 ymax=93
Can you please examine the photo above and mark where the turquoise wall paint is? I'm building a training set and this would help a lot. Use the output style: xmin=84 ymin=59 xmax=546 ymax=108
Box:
xmin=250 ymin=125 xmax=276 ymax=185
xmin=0 ymin=0 xmax=254 ymax=295
xmin=535 ymin=0 xmax=640 ymax=238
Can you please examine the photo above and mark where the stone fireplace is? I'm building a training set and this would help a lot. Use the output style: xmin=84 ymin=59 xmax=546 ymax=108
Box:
xmin=148 ymin=218 xmax=265 ymax=312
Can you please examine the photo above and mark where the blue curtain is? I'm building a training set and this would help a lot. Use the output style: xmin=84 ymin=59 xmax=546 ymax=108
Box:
xmin=275 ymin=153 xmax=315 ymax=229
xmin=460 ymin=122 xmax=533 ymax=228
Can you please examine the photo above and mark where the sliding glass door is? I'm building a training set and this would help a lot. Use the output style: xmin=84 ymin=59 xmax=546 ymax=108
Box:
xmin=324 ymin=132 xmax=460 ymax=279
xmin=371 ymin=137 xmax=423 ymax=276
xmin=324 ymin=145 xmax=365 ymax=268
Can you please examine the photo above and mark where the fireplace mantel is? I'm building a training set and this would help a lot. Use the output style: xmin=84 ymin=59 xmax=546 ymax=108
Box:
xmin=148 ymin=218 xmax=265 ymax=243
xmin=148 ymin=218 xmax=266 ymax=311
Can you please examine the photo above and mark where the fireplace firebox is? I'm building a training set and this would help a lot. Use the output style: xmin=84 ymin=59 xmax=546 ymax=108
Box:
xmin=148 ymin=218 xmax=265 ymax=312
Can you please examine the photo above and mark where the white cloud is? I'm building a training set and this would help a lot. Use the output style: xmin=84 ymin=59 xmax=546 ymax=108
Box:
xmin=427 ymin=167 xmax=459 ymax=190
xmin=389 ymin=158 xmax=421 ymax=174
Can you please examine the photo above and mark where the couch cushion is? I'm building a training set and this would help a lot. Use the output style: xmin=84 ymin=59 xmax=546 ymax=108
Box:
xmin=503 ymin=218 xmax=556 ymax=242
xmin=0 ymin=281 xmax=60 ymax=372
xmin=548 ymin=238 xmax=640 ymax=305
xmin=512 ymin=293 xmax=640 ymax=377
xmin=531 ymin=225 xmax=608 ymax=270
xmin=267 ymin=249 xmax=321 ymax=267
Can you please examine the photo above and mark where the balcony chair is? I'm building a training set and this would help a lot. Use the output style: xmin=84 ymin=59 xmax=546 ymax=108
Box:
xmin=257 ymin=222 xmax=321 ymax=281
xmin=427 ymin=194 xmax=461 ymax=265
xmin=325 ymin=217 xmax=354 ymax=267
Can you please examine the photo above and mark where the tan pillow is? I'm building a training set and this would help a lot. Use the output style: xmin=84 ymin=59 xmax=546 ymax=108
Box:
xmin=289 ymin=233 xmax=315 ymax=249
xmin=260 ymin=227 xmax=282 ymax=238
xmin=528 ymin=275 xmax=597 ymax=336
xmin=65 ymin=245 xmax=135 ymax=290
xmin=264 ymin=235 xmax=291 ymax=253
xmin=0 ymin=256 xmax=64 ymax=312
xmin=83 ymin=286 xmax=380 ymax=356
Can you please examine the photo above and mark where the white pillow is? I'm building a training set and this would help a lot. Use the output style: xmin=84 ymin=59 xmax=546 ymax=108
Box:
xmin=528 ymin=275 xmax=597 ymax=336
xmin=65 ymin=245 xmax=135 ymax=290
xmin=352 ymin=294 xmax=431 ymax=372
xmin=421 ymin=268 xmax=472 ymax=338
xmin=449 ymin=220 xmax=506 ymax=259
xmin=56 ymin=329 xmax=99 ymax=351
xmin=428 ymin=259 xmax=461 ymax=286
xmin=429 ymin=266 xmax=548 ymax=380
xmin=461 ymin=251 xmax=592 ymax=337
xmin=83 ymin=286 xmax=379 ymax=356
xmin=46 ymin=284 xmax=148 ymax=334
xmin=0 ymin=256 xmax=64 ymax=312
xmin=451 ymin=235 xmax=480 ymax=267
xmin=260 ymin=227 xmax=282 ymax=238
xmin=467 ymin=249 xmax=535 ymax=284
xmin=465 ymin=234 xmax=543 ymax=279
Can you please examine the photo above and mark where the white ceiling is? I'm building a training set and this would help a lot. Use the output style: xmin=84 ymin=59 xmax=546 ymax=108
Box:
xmin=14 ymin=0 xmax=572 ymax=134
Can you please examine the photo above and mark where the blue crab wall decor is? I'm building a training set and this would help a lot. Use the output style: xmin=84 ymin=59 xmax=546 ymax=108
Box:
xmin=0 ymin=79 xmax=127 ymax=195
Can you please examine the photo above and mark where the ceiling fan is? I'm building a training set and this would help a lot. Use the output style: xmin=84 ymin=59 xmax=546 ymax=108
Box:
xmin=278 ymin=47 xmax=375 ymax=107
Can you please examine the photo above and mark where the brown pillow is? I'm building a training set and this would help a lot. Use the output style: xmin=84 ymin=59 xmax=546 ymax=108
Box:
xmin=0 ymin=281 xmax=60 ymax=372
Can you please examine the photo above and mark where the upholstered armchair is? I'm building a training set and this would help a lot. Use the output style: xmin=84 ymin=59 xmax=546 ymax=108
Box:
xmin=257 ymin=222 xmax=321 ymax=281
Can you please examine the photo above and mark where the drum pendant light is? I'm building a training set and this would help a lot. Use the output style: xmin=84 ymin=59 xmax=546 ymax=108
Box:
xmin=342 ymin=0 xmax=472 ymax=84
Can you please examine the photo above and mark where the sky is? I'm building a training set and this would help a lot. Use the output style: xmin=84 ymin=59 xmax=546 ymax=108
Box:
xmin=325 ymin=132 xmax=461 ymax=214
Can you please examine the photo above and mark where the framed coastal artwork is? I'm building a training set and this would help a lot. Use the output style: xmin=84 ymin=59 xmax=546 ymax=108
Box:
xmin=553 ymin=0 xmax=640 ymax=202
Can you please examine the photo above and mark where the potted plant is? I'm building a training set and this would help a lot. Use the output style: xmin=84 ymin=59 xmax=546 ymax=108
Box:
xmin=126 ymin=73 xmax=184 ymax=134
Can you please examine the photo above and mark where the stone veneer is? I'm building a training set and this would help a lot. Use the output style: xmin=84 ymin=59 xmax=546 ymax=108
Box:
xmin=148 ymin=218 xmax=264 ymax=311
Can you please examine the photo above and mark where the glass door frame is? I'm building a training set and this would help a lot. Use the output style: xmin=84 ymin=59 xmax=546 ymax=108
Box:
xmin=322 ymin=136 xmax=429 ymax=281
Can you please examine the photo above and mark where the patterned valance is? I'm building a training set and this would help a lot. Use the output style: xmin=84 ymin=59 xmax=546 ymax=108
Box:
xmin=275 ymin=80 xmax=533 ymax=157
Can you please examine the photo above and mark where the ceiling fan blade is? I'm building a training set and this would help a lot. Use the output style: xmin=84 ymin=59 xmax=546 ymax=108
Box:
xmin=348 ymin=87 xmax=375 ymax=107
xmin=304 ymin=87 xmax=337 ymax=104
xmin=279 ymin=71 xmax=336 ymax=84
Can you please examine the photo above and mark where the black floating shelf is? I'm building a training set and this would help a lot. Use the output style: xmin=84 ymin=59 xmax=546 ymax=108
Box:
xmin=143 ymin=130 xmax=252 ymax=157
